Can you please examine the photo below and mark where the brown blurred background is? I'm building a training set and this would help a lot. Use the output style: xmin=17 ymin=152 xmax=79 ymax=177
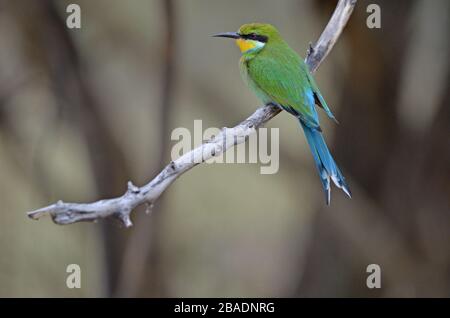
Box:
xmin=0 ymin=0 xmax=449 ymax=297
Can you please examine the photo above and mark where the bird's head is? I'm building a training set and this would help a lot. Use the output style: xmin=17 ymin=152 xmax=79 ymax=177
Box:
xmin=213 ymin=23 xmax=281 ymax=55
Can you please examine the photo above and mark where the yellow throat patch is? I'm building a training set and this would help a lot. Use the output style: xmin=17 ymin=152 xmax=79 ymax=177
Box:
xmin=236 ymin=39 xmax=257 ymax=53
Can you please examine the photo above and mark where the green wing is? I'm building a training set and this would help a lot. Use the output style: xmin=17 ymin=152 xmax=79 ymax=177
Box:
xmin=247 ymin=50 xmax=319 ymax=129
xmin=246 ymin=48 xmax=336 ymax=127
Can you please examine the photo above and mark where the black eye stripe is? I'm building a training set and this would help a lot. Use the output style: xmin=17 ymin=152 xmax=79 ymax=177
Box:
xmin=240 ymin=33 xmax=268 ymax=43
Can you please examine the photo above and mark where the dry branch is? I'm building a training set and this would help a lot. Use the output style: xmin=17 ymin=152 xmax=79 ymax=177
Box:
xmin=27 ymin=0 xmax=357 ymax=227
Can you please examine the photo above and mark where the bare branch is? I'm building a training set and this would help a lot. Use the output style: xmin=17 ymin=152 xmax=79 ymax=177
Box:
xmin=306 ymin=0 xmax=356 ymax=73
xmin=27 ymin=0 xmax=357 ymax=227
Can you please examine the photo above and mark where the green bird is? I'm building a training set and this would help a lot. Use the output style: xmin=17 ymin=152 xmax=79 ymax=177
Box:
xmin=214 ymin=23 xmax=351 ymax=204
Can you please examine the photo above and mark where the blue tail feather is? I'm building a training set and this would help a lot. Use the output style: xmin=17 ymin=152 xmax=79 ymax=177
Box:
xmin=300 ymin=121 xmax=351 ymax=204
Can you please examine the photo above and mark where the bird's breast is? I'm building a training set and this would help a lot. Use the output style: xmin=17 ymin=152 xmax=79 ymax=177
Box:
xmin=239 ymin=57 xmax=274 ymax=105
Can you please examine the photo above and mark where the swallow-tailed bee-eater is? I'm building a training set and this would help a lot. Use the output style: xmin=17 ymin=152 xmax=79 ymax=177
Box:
xmin=214 ymin=23 xmax=351 ymax=204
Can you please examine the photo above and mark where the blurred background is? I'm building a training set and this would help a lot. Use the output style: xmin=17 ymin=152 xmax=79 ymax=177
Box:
xmin=0 ymin=0 xmax=449 ymax=297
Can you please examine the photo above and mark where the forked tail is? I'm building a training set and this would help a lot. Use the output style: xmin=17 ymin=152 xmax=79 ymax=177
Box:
xmin=300 ymin=121 xmax=351 ymax=204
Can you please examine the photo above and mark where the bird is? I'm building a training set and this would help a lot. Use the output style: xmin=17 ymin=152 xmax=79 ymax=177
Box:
xmin=213 ymin=23 xmax=351 ymax=204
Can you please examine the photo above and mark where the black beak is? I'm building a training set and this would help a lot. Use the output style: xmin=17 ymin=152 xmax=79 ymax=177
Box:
xmin=212 ymin=32 xmax=240 ymax=39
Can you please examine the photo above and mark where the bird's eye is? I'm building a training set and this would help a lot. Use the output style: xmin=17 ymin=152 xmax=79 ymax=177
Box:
xmin=242 ymin=33 xmax=268 ymax=43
